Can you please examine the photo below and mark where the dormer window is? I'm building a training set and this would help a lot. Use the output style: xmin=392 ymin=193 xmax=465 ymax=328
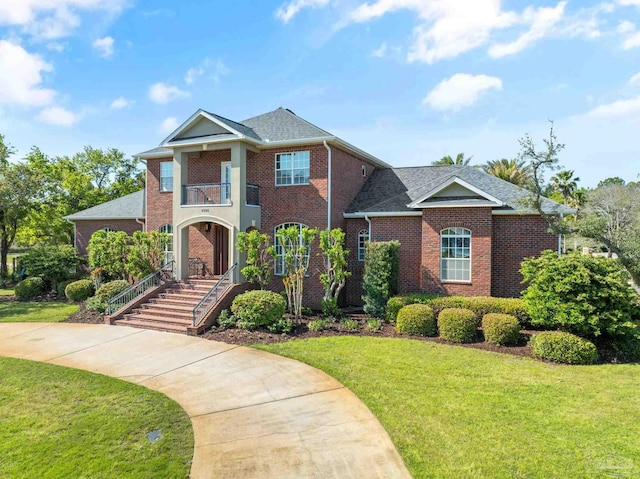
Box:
xmin=275 ymin=151 xmax=310 ymax=186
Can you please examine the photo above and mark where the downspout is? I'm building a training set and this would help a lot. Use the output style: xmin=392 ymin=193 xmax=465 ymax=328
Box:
xmin=323 ymin=141 xmax=332 ymax=230
xmin=135 ymin=218 xmax=145 ymax=232
xmin=364 ymin=214 xmax=372 ymax=241
xmin=558 ymin=213 xmax=563 ymax=257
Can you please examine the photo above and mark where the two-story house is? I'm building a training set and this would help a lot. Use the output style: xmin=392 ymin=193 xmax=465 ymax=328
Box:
xmin=66 ymin=107 xmax=570 ymax=332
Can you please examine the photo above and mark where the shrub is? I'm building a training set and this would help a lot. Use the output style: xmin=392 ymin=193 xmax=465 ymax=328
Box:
xmin=607 ymin=334 xmax=640 ymax=362
xmin=268 ymin=317 xmax=294 ymax=334
xmin=56 ymin=280 xmax=74 ymax=298
xmin=340 ymin=318 xmax=359 ymax=332
xmin=86 ymin=296 xmax=105 ymax=313
xmin=95 ymin=280 xmax=130 ymax=304
xmin=65 ymin=279 xmax=95 ymax=302
xmin=18 ymin=245 xmax=79 ymax=286
xmin=396 ymin=304 xmax=437 ymax=336
xmin=231 ymin=290 xmax=287 ymax=331
xmin=386 ymin=296 xmax=415 ymax=323
xmin=438 ymin=308 xmax=477 ymax=343
xmin=531 ymin=331 xmax=598 ymax=365
xmin=521 ymin=250 xmax=640 ymax=339
xmin=14 ymin=277 xmax=45 ymax=299
xmin=308 ymin=319 xmax=331 ymax=332
xmin=428 ymin=296 xmax=529 ymax=325
xmin=366 ymin=319 xmax=383 ymax=332
xmin=482 ymin=313 xmax=521 ymax=346
xmin=321 ymin=298 xmax=342 ymax=319
xmin=362 ymin=241 xmax=400 ymax=318
xmin=216 ymin=310 xmax=236 ymax=330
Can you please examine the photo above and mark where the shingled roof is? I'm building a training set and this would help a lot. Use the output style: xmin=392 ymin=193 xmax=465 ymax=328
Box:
xmin=241 ymin=107 xmax=332 ymax=142
xmin=64 ymin=190 xmax=145 ymax=221
xmin=346 ymin=165 xmax=573 ymax=215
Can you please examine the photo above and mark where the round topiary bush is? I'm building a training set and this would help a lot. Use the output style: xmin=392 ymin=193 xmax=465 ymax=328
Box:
xmin=95 ymin=280 xmax=130 ymax=303
xmin=56 ymin=280 xmax=74 ymax=298
xmin=438 ymin=308 xmax=477 ymax=343
xmin=64 ymin=279 xmax=95 ymax=302
xmin=15 ymin=277 xmax=45 ymax=299
xmin=231 ymin=290 xmax=287 ymax=331
xmin=482 ymin=313 xmax=521 ymax=346
xmin=396 ymin=304 xmax=437 ymax=336
xmin=531 ymin=331 xmax=598 ymax=365
xmin=386 ymin=296 xmax=415 ymax=323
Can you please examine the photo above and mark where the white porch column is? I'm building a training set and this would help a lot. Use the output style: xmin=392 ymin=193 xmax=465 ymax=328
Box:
xmin=173 ymin=151 xmax=189 ymax=280
xmin=230 ymin=143 xmax=247 ymax=283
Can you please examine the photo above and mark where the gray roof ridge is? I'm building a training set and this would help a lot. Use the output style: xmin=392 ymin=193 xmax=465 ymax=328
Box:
xmin=277 ymin=107 xmax=333 ymax=137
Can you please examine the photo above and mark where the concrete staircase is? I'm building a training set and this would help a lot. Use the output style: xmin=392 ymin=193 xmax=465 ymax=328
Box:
xmin=114 ymin=278 xmax=221 ymax=334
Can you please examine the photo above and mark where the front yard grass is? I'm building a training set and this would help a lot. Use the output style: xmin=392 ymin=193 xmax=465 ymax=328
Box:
xmin=0 ymin=301 xmax=78 ymax=322
xmin=0 ymin=357 xmax=193 ymax=478
xmin=0 ymin=288 xmax=13 ymax=296
xmin=258 ymin=336 xmax=640 ymax=479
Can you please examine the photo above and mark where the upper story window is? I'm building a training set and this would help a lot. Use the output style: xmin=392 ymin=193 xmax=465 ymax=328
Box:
xmin=160 ymin=161 xmax=173 ymax=191
xmin=440 ymin=227 xmax=471 ymax=282
xmin=357 ymin=229 xmax=369 ymax=262
xmin=275 ymin=151 xmax=309 ymax=186
xmin=274 ymin=222 xmax=308 ymax=276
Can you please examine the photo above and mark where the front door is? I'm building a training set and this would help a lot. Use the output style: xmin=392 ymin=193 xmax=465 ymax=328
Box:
xmin=213 ymin=224 xmax=229 ymax=275
xmin=221 ymin=162 xmax=231 ymax=203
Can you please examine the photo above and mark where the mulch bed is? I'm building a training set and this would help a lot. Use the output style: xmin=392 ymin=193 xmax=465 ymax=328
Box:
xmin=64 ymin=303 xmax=105 ymax=324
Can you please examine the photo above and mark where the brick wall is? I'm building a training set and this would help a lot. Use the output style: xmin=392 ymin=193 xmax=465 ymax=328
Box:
xmin=491 ymin=215 xmax=558 ymax=297
xmin=74 ymin=219 xmax=143 ymax=255
xmin=345 ymin=218 xmax=369 ymax=305
xmin=421 ymin=208 xmax=493 ymax=296
xmin=145 ymin=157 xmax=173 ymax=232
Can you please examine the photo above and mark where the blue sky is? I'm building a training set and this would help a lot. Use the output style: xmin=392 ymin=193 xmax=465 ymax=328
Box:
xmin=0 ymin=0 xmax=639 ymax=186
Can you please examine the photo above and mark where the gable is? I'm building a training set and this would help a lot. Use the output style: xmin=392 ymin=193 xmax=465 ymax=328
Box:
xmin=409 ymin=176 xmax=505 ymax=208
xmin=173 ymin=118 xmax=232 ymax=140
xmin=432 ymin=183 xmax=478 ymax=198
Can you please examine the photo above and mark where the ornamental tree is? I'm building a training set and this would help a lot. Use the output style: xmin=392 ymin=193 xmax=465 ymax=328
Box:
xmin=237 ymin=230 xmax=275 ymax=289
xmin=318 ymin=228 xmax=351 ymax=317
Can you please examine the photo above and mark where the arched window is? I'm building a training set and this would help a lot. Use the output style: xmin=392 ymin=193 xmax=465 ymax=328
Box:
xmin=440 ymin=227 xmax=471 ymax=282
xmin=357 ymin=229 xmax=369 ymax=262
xmin=159 ymin=224 xmax=173 ymax=264
xmin=274 ymin=222 xmax=308 ymax=276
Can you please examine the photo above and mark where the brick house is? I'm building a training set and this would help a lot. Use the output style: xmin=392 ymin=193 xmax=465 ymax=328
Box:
xmin=67 ymin=107 xmax=570 ymax=308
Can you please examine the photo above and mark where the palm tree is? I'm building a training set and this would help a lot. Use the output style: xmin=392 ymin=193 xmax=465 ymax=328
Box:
xmin=550 ymin=170 xmax=580 ymax=206
xmin=432 ymin=153 xmax=472 ymax=166
xmin=483 ymin=159 xmax=532 ymax=188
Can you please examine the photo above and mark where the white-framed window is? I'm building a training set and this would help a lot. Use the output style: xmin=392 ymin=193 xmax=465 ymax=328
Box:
xmin=159 ymin=224 xmax=173 ymax=264
xmin=357 ymin=229 xmax=369 ymax=262
xmin=160 ymin=161 xmax=173 ymax=191
xmin=440 ymin=227 xmax=471 ymax=282
xmin=275 ymin=151 xmax=310 ymax=186
xmin=274 ymin=222 xmax=308 ymax=275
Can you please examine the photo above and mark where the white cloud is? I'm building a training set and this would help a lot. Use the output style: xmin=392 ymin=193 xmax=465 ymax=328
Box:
xmin=160 ymin=117 xmax=179 ymax=134
xmin=630 ymin=72 xmax=640 ymax=84
xmin=622 ymin=31 xmax=640 ymax=49
xmin=110 ymin=97 xmax=133 ymax=109
xmin=275 ymin=0 xmax=330 ymax=23
xmin=148 ymin=82 xmax=189 ymax=104
xmin=46 ymin=42 xmax=66 ymax=52
xmin=0 ymin=0 xmax=127 ymax=40
xmin=489 ymin=2 xmax=566 ymax=57
xmin=184 ymin=58 xmax=230 ymax=84
xmin=0 ymin=40 xmax=56 ymax=107
xmin=618 ymin=21 xmax=636 ymax=34
xmin=92 ymin=36 xmax=114 ymax=58
xmin=582 ymin=96 xmax=640 ymax=119
xmin=423 ymin=73 xmax=503 ymax=112
xmin=36 ymin=106 xmax=79 ymax=126
xmin=619 ymin=0 xmax=640 ymax=6
xmin=371 ymin=42 xmax=387 ymax=58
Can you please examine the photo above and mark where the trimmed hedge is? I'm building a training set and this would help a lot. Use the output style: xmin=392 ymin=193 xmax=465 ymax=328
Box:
xmin=57 ymin=280 xmax=74 ymax=298
xmin=396 ymin=304 xmax=437 ymax=336
xmin=15 ymin=277 xmax=45 ymax=299
xmin=531 ymin=331 xmax=598 ymax=365
xmin=231 ymin=290 xmax=287 ymax=331
xmin=438 ymin=308 xmax=477 ymax=343
xmin=482 ymin=313 xmax=521 ymax=346
xmin=65 ymin=279 xmax=95 ymax=302
xmin=95 ymin=280 xmax=130 ymax=303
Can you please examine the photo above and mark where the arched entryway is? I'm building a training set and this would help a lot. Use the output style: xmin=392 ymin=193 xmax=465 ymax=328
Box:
xmin=174 ymin=217 xmax=233 ymax=280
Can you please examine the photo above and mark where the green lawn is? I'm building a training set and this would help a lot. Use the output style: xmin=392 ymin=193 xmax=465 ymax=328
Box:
xmin=0 ymin=301 xmax=78 ymax=322
xmin=0 ymin=288 xmax=13 ymax=297
xmin=258 ymin=337 xmax=640 ymax=479
xmin=0 ymin=357 xmax=193 ymax=478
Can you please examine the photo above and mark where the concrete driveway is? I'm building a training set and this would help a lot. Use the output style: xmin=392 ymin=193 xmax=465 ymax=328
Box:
xmin=0 ymin=323 xmax=411 ymax=479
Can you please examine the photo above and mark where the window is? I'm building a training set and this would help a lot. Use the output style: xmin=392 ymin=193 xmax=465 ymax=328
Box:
xmin=440 ymin=227 xmax=471 ymax=282
xmin=160 ymin=161 xmax=173 ymax=191
xmin=159 ymin=224 xmax=173 ymax=264
xmin=274 ymin=222 xmax=308 ymax=275
xmin=275 ymin=151 xmax=309 ymax=186
xmin=362 ymin=165 xmax=367 ymax=177
xmin=357 ymin=229 xmax=369 ymax=262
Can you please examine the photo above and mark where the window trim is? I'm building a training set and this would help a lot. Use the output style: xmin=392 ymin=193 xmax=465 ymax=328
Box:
xmin=159 ymin=224 xmax=173 ymax=264
xmin=440 ymin=227 xmax=472 ymax=283
xmin=274 ymin=151 xmax=310 ymax=187
xmin=357 ymin=229 xmax=369 ymax=262
xmin=273 ymin=222 xmax=309 ymax=276
xmin=160 ymin=161 xmax=173 ymax=192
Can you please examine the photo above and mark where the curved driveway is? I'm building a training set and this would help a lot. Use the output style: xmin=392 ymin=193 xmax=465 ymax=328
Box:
xmin=0 ymin=323 xmax=410 ymax=479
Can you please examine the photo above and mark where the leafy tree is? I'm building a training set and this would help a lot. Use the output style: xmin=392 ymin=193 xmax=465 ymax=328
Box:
xmin=318 ymin=228 xmax=351 ymax=316
xmin=577 ymin=183 xmax=640 ymax=289
xmin=127 ymin=231 xmax=169 ymax=280
xmin=88 ymin=230 xmax=130 ymax=281
xmin=276 ymin=225 xmax=318 ymax=320
xmin=483 ymin=158 xmax=532 ymax=188
xmin=18 ymin=245 xmax=80 ymax=287
xmin=521 ymin=251 xmax=639 ymax=340
xmin=432 ymin=153 xmax=472 ymax=166
xmin=550 ymin=170 xmax=580 ymax=206
xmin=362 ymin=241 xmax=400 ymax=318
xmin=236 ymin=230 xmax=275 ymax=288
xmin=598 ymin=177 xmax=625 ymax=188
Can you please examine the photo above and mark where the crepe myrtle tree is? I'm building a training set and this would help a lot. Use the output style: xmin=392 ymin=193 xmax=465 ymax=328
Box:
xmin=319 ymin=228 xmax=351 ymax=317
xmin=236 ymin=229 xmax=276 ymax=289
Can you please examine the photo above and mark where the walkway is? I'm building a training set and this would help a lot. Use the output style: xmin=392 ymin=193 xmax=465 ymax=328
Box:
xmin=0 ymin=323 xmax=411 ymax=479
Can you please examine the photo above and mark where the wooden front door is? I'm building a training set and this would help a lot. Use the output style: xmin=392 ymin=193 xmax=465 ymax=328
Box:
xmin=213 ymin=224 xmax=229 ymax=275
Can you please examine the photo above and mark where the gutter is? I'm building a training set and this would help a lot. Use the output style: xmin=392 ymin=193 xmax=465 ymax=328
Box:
xmin=364 ymin=214 xmax=372 ymax=241
xmin=323 ymin=141 xmax=332 ymax=229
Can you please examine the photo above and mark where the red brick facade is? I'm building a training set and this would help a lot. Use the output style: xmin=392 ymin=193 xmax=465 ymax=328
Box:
xmin=74 ymin=219 xmax=143 ymax=255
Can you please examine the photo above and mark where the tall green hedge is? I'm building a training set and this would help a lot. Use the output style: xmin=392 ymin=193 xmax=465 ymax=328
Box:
xmin=362 ymin=241 xmax=400 ymax=318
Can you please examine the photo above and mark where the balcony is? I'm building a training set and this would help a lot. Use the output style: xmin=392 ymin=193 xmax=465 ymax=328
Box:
xmin=181 ymin=183 xmax=260 ymax=206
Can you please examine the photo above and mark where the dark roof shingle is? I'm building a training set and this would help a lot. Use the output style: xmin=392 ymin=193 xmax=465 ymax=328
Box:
xmin=64 ymin=190 xmax=145 ymax=221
